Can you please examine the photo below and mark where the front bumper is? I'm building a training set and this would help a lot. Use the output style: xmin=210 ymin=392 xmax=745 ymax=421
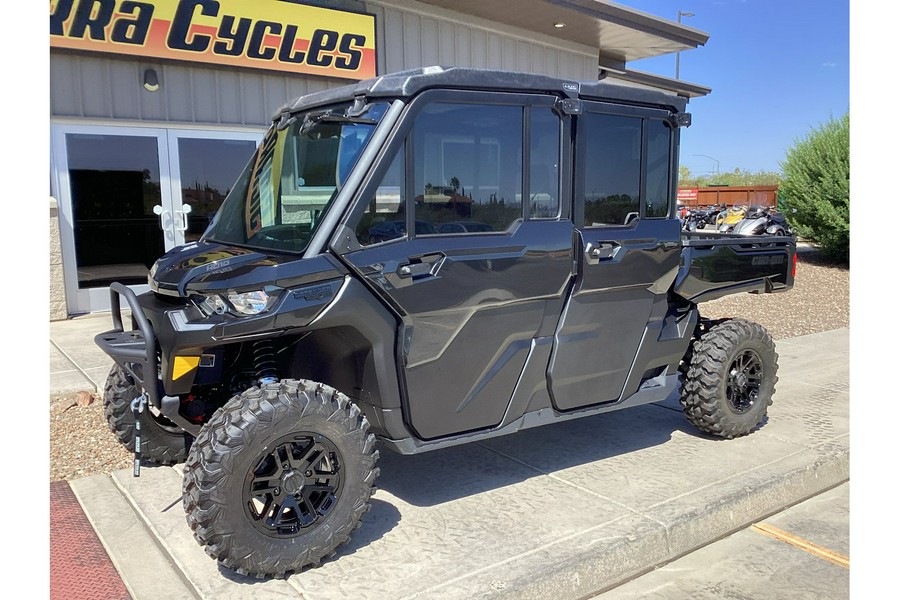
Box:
xmin=94 ymin=278 xmax=348 ymax=407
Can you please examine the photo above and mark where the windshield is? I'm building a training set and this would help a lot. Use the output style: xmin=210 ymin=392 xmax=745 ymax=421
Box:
xmin=204 ymin=102 xmax=389 ymax=253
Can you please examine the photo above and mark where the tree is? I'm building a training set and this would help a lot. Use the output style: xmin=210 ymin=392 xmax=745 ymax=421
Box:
xmin=778 ymin=113 xmax=849 ymax=262
xmin=678 ymin=167 xmax=781 ymax=189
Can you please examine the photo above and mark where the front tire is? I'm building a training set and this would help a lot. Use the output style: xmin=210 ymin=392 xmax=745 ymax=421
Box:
xmin=103 ymin=365 xmax=189 ymax=465
xmin=182 ymin=379 xmax=379 ymax=578
xmin=680 ymin=319 xmax=778 ymax=439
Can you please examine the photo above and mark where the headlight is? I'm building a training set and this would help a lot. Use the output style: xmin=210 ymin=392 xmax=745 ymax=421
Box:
xmin=193 ymin=289 xmax=276 ymax=317
xmin=195 ymin=294 xmax=229 ymax=316
xmin=227 ymin=290 xmax=271 ymax=315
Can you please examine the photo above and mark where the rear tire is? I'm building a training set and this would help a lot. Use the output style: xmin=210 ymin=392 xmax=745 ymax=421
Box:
xmin=680 ymin=319 xmax=778 ymax=438
xmin=103 ymin=365 xmax=189 ymax=465
xmin=182 ymin=379 xmax=379 ymax=578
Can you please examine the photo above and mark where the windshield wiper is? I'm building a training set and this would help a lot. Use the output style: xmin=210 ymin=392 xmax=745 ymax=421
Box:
xmin=298 ymin=110 xmax=377 ymax=135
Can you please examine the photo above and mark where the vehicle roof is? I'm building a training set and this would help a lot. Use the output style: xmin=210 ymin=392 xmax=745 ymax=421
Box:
xmin=273 ymin=66 xmax=688 ymax=123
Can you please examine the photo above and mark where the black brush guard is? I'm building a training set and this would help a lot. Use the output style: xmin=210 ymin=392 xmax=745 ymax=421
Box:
xmin=95 ymin=283 xmax=202 ymax=437
xmin=94 ymin=283 xmax=162 ymax=410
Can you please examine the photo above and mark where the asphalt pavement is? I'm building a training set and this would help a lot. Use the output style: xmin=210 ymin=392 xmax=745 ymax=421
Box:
xmin=49 ymin=316 xmax=850 ymax=600
xmin=594 ymin=481 xmax=849 ymax=599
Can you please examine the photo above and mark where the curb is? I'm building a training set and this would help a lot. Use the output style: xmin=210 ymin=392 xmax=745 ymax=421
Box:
xmin=427 ymin=441 xmax=849 ymax=600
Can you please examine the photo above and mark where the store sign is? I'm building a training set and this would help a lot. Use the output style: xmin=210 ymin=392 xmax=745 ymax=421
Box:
xmin=50 ymin=0 xmax=377 ymax=80
xmin=677 ymin=188 xmax=699 ymax=202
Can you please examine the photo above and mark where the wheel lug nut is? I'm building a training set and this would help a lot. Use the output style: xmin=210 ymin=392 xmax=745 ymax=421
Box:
xmin=305 ymin=471 xmax=312 ymax=477
xmin=274 ymin=488 xmax=280 ymax=496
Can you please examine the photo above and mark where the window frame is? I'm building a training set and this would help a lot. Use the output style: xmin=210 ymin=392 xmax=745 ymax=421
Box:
xmin=574 ymin=102 xmax=674 ymax=230
xmin=339 ymin=89 xmax=565 ymax=250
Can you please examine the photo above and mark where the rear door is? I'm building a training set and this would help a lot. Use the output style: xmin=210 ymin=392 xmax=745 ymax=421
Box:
xmin=548 ymin=102 xmax=682 ymax=410
xmin=338 ymin=90 xmax=573 ymax=440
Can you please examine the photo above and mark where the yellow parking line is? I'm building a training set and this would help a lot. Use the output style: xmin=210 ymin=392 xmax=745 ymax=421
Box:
xmin=751 ymin=523 xmax=849 ymax=569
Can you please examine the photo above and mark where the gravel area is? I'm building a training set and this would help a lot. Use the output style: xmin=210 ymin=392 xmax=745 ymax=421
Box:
xmin=48 ymin=246 xmax=849 ymax=482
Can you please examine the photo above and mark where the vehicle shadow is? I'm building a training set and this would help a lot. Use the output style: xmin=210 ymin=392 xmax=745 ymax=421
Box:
xmin=375 ymin=397 xmax=695 ymax=508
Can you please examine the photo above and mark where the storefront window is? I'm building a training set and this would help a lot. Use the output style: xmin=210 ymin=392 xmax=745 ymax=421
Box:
xmin=65 ymin=133 xmax=163 ymax=288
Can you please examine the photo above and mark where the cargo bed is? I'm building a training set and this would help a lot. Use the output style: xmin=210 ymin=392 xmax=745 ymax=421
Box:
xmin=675 ymin=231 xmax=796 ymax=303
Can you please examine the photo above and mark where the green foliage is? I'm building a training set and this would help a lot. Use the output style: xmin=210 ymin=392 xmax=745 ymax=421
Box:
xmin=678 ymin=167 xmax=781 ymax=189
xmin=778 ymin=113 xmax=849 ymax=262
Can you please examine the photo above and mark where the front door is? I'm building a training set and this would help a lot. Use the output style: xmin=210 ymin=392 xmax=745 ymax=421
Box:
xmin=339 ymin=92 xmax=573 ymax=440
xmin=548 ymin=104 xmax=681 ymax=410
xmin=51 ymin=124 xmax=261 ymax=314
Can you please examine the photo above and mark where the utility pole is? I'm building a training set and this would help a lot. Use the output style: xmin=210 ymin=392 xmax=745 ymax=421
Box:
xmin=675 ymin=11 xmax=695 ymax=80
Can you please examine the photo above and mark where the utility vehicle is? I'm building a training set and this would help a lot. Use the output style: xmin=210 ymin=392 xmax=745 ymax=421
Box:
xmin=95 ymin=67 xmax=796 ymax=578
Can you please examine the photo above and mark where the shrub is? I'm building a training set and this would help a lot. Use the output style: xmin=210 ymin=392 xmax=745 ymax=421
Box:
xmin=779 ymin=113 xmax=849 ymax=262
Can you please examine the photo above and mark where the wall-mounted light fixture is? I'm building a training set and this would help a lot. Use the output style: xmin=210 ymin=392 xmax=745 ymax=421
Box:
xmin=143 ymin=68 xmax=160 ymax=92
xmin=553 ymin=22 xmax=566 ymax=28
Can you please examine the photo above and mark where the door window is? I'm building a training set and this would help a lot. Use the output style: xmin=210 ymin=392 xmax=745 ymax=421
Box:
xmin=645 ymin=120 xmax=672 ymax=218
xmin=354 ymin=145 xmax=406 ymax=245
xmin=412 ymin=103 xmax=523 ymax=234
xmin=579 ymin=113 xmax=674 ymax=225
xmin=529 ymin=108 xmax=561 ymax=219
xmin=581 ymin=113 xmax=643 ymax=227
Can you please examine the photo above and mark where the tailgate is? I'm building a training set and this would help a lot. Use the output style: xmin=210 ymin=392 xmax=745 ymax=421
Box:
xmin=675 ymin=232 xmax=796 ymax=303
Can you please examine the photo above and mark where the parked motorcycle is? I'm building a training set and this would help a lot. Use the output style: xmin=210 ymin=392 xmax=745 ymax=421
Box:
xmin=715 ymin=205 xmax=749 ymax=233
xmin=682 ymin=204 xmax=725 ymax=231
xmin=731 ymin=205 xmax=794 ymax=237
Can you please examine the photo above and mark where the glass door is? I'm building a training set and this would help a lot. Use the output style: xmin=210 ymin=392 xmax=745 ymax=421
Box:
xmin=51 ymin=124 xmax=263 ymax=315
xmin=52 ymin=125 xmax=174 ymax=314
xmin=166 ymin=130 xmax=261 ymax=246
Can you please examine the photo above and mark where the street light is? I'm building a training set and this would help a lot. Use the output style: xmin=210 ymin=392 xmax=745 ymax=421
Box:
xmin=693 ymin=154 xmax=720 ymax=174
xmin=675 ymin=11 xmax=695 ymax=80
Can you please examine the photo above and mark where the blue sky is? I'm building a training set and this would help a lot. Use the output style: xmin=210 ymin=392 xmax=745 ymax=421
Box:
xmin=613 ymin=0 xmax=849 ymax=176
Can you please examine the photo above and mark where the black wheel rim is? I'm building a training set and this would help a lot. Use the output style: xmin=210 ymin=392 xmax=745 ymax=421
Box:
xmin=243 ymin=433 xmax=344 ymax=537
xmin=726 ymin=349 xmax=763 ymax=413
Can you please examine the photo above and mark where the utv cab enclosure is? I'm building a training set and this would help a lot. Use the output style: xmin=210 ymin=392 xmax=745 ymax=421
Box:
xmin=95 ymin=67 xmax=796 ymax=578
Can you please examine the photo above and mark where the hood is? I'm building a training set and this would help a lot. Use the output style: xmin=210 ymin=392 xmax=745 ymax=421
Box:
xmin=150 ymin=240 xmax=347 ymax=297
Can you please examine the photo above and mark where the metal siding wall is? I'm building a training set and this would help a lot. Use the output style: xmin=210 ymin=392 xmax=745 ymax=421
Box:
xmin=51 ymin=2 xmax=598 ymax=124
xmin=50 ymin=53 xmax=349 ymax=126
xmin=50 ymin=54 xmax=83 ymax=116
xmin=366 ymin=2 xmax=596 ymax=80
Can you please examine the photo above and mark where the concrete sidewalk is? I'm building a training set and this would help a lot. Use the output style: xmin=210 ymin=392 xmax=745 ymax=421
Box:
xmin=50 ymin=312 xmax=120 ymax=397
xmin=51 ymin=321 xmax=849 ymax=600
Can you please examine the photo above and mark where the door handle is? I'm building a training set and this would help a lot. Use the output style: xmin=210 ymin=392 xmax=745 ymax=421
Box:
xmin=152 ymin=205 xmax=170 ymax=231
xmin=397 ymin=262 xmax=432 ymax=278
xmin=174 ymin=204 xmax=193 ymax=232
xmin=397 ymin=252 xmax=445 ymax=279
xmin=584 ymin=241 xmax=619 ymax=264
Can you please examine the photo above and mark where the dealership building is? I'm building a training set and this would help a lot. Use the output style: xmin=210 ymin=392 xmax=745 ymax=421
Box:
xmin=49 ymin=0 xmax=709 ymax=319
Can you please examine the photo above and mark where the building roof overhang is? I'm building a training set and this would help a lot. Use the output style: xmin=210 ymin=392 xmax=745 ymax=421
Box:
xmin=414 ymin=0 xmax=710 ymax=71
xmin=605 ymin=68 xmax=712 ymax=99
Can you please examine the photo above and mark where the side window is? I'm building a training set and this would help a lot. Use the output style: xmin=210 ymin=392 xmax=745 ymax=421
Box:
xmin=413 ymin=103 xmax=523 ymax=235
xmin=582 ymin=113 xmax=642 ymax=227
xmin=530 ymin=108 xmax=561 ymax=218
xmin=353 ymin=144 xmax=406 ymax=246
xmin=645 ymin=120 xmax=671 ymax=218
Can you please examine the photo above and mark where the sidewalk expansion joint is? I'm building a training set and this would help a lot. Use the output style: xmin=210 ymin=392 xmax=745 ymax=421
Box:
xmin=109 ymin=471 xmax=200 ymax=597
xmin=644 ymin=444 xmax=844 ymax=512
xmin=476 ymin=442 xmax=667 ymax=527
xmin=397 ymin=510 xmax=639 ymax=600
xmin=50 ymin=338 xmax=101 ymax=393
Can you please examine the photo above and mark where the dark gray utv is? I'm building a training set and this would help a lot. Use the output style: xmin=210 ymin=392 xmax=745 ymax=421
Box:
xmin=95 ymin=67 xmax=796 ymax=578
